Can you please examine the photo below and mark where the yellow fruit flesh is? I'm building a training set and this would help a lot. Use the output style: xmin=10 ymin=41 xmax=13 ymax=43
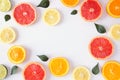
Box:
xmin=0 ymin=0 xmax=11 ymax=12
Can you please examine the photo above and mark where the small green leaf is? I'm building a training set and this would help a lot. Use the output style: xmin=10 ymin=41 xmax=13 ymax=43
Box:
xmin=11 ymin=65 xmax=19 ymax=75
xmin=71 ymin=10 xmax=77 ymax=15
xmin=4 ymin=14 xmax=11 ymax=21
xmin=37 ymin=0 xmax=50 ymax=8
xmin=92 ymin=63 xmax=100 ymax=75
xmin=94 ymin=23 xmax=106 ymax=33
xmin=37 ymin=55 xmax=49 ymax=61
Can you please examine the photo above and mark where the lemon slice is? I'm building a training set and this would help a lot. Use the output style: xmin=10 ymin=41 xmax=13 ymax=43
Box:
xmin=0 ymin=65 xmax=8 ymax=79
xmin=0 ymin=0 xmax=11 ymax=12
xmin=8 ymin=45 xmax=26 ymax=64
xmin=43 ymin=8 xmax=61 ymax=26
xmin=0 ymin=27 xmax=16 ymax=43
xmin=109 ymin=24 xmax=120 ymax=40
xmin=72 ymin=66 xmax=91 ymax=80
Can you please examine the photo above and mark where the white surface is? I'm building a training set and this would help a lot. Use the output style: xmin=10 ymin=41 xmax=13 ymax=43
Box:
xmin=0 ymin=0 xmax=120 ymax=80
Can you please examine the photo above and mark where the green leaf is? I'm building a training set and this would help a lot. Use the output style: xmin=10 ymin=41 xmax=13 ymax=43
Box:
xmin=4 ymin=14 xmax=11 ymax=21
xmin=92 ymin=63 xmax=100 ymax=75
xmin=11 ymin=65 xmax=19 ymax=75
xmin=37 ymin=55 xmax=49 ymax=61
xmin=94 ymin=23 xmax=106 ymax=33
xmin=37 ymin=0 xmax=50 ymax=8
xmin=71 ymin=10 xmax=77 ymax=15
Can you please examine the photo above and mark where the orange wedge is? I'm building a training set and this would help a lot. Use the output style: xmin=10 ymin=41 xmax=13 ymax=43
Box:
xmin=61 ymin=0 xmax=79 ymax=7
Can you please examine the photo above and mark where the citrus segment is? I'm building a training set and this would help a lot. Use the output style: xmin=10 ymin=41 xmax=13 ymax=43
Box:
xmin=23 ymin=62 xmax=46 ymax=80
xmin=107 ymin=0 xmax=120 ymax=18
xmin=13 ymin=3 xmax=36 ymax=26
xmin=89 ymin=37 xmax=113 ymax=59
xmin=102 ymin=61 xmax=120 ymax=80
xmin=0 ymin=65 xmax=8 ymax=79
xmin=72 ymin=66 xmax=91 ymax=80
xmin=43 ymin=8 xmax=61 ymax=26
xmin=0 ymin=0 xmax=11 ymax=12
xmin=61 ymin=0 xmax=79 ymax=7
xmin=0 ymin=27 xmax=16 ymax=43
xmin=109 ymin=24 xmax=120 ymax=40
xmin=80 ymin=0 xmax=102 ymax=21
xmin=8 ymin=45 xmax=26 ymax=64
xmin=49 ymin=57 xmax=69 ymax=76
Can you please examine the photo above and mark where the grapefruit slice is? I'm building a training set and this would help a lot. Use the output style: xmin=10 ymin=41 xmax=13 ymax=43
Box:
xmin=80 ymin=0 xmax=102 ymax=21
xmin=43 ymin=8 xmax=61 ymax=26
xmin=8 ymin=45 xmax=26 ymax=64
xmin=13 ymin=3 xmax=36 ymax=26
xmin=49 ymin=57 xmax=69 ymax=76
xmin=23 ymin=62 xmax=46 ymax=80
xmin=72 ymin=66 xmax=91 ymax=80
xmin=107 ymin=0 xmax=120 ymax=18
xmin=89 ymin=37 xmax=113 ymax=59
xmin=109 ymin=24 xmax=120 ymax=40
xmin=60 ymin=0 xmax=79 ymax=7
xmin=0 ymin=27 xmax=16 ymax=43
xmin=0 ymin=65 xmax=8 ymax=79
xmin=0 ymin=0 xmax=11 ymax=12
xmin=102 ymin=61 xmax=120 ymax=80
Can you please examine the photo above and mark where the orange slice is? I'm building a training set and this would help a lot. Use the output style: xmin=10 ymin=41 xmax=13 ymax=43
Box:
xmin=107 ymin=0 xmax=120 ymax=18
xmin=8 ymin=45 xmax=26 ymax=64
xmin=61 ymin=0 xmax=79 ymax=7
xmin=49 ymin=57 xmax=69 ymax=76
xmin=0 ymin=27 xmax=16 ymax=43
xmin=102 ymin=61 xmax=120 ymax=80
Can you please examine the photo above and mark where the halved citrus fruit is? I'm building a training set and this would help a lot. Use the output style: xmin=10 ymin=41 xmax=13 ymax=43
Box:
xmin=72 ymin=66 xmax=91 ymax=80
xmin=60 ymin=0 xmax=79 ymax=7
xmin=8 ymin=45 xmax=26 ymax=64
xmin=23 ymin=62 xmax=46 ymax=80
xmin=0 ymin=27 xmax=16 ymax=43
xmin=49 ymin=57 xmax=69 ymax=76
xmin=13 ymin=3 xmax=36 ymax=26
xmin=109 ymin=24 xmax=120 ymax=40
xmin=0 ymin=0 xmax=11 ymax=12
xmin=80 ymin=0 xmax=102 ymax=21
xmin=89 ymin=37 xmax=113 ymax=59
xmin=102 ymin=61 xmax=120 ymax=80
xmin=107 ymin=0 xmax=120 ymax=18
xmin=43 ymin=8 xmax=61 ymax=26
xmin=0 ymin=65 xmax=8 ymax=79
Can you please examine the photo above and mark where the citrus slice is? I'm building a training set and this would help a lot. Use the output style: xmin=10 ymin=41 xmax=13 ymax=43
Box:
xmin=72 ymin=66 xmax=91 ymax=80
xmin=49 ymin=57 xmax=69 ymax=76
xmin=107 ymin=0 xmax=120 ymax=18
xmin=61 ymin=0 xmax=79 ymax=7
xmin=0 ymin=27 xmax=16 ymax=43
xmin=80 ymin=0 xmax=102 ymax=21
xmin=0 ymin=65 xmax=8 ymax=79
xmin=43 ymin=8 xmax=61 ymax=26
xmin=102 ymin=61 xmax=120 ymax=80
xmin=8 ymin=45 xmax=26 ymax=64
xmin=89 ymin=37 xmax=113 ymax=59
xmin=0 ymin=0 xmax=11 ymax=12
xmin=109 ymin=24 xmax=120 ymax=40
xmin=13 ymin=3 xmax=36 ymax=26
xmin=23 ymin=62 xmax=46 ymax=80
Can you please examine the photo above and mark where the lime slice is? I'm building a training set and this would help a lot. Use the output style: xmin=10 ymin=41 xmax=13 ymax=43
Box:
xmin=43 ymin=8 xmax=61 ymax=26
xmin=0 ymin=65 xmax=8 ymax=79
xmin=109 ymin=24 xmax=120 ymax=40
xmin=72 ymin=66 xmax=91 ymax=80
xmin=0 ymin=0 xmax=11 ymax=12
xmin=0 ymin=27 xmax=16 ymax=43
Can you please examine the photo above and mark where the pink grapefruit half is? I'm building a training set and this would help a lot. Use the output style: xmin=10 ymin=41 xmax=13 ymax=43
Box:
xmin=13 ymin=3 xmax=36 ymax=26
xmin=80 ymin=0 xmax=102 ymax=21
xmin=89 ymin=37 xmax=113 ymax=60
xmin=23 ymin=62 xmax=46 ymax=80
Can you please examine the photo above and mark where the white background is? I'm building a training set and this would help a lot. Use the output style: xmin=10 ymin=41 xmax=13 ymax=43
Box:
xmin=0 ymin=0 xmax=120 ymax=80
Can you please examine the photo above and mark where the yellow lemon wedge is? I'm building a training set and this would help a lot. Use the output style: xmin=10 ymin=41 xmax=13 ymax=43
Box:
xmin=43 ymin=8 xmax=61 ymax=26
xmin=0 ymin=65 xmax=8 ymax=79
xmin=0 ymin=0 xmax=11 ymax=12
